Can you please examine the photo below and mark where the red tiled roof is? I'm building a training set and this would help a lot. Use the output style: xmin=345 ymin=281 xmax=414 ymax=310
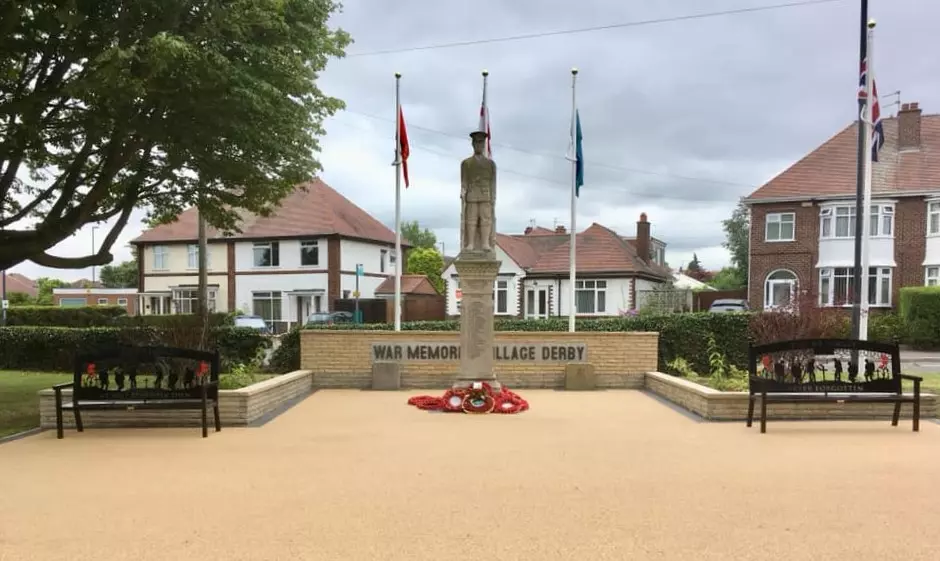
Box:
xmin=4 ymin=273 xmax=37 ymax=297
xmin=745 ymin=114 xmax=940 ymax=201
xmin=375 ymin=274 xmax=440 ymax=295
xmin=496 ymin=224 xmax=668 ymax=279
xmin=133 ymin=180 xmax=400 ymax=244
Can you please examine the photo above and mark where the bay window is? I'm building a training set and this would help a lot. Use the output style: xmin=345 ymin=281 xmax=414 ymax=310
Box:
xmin=252 ymin=291 xmax=282 ymax=326
xmin=172 ymin=288 xmax=217 ymax=314
xmin=926 ymin=266 xmax=940 ymax=287
xmin=575 ymin=280 xmax=606 ymax=314
xmin=820 ymin=203 xmax=895 ymax=239
xmin=818 ymin=267 xmax=892 ymax=307
xmin=929 ymin=202 xmax=940 ymax=236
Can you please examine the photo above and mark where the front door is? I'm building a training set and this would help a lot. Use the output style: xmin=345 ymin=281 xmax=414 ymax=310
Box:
xmin=297 ymin=296 xmax=312 ymax=323
xmin=526 ymin=287 xmax=550 ymax=319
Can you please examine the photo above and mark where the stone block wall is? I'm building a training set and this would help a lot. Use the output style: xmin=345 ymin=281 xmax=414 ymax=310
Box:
xmin=301 ymin=330 xmax=658 ymax=389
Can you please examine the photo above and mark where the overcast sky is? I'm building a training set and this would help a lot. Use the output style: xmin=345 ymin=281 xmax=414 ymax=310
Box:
xmin=10 ymin=0 xmax=940 ymax=282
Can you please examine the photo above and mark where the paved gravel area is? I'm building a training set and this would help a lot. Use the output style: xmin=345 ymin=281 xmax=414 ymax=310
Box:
xmin=1 ymin=390 xmax=939 ymax=560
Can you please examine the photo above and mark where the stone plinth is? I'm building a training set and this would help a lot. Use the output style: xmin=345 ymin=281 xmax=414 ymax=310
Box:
xmin=453 ymin=251 xmax=501 ymax=389
xmin=372 ymin=362 xmax=401 ymax=390
xmin=565 ymin=363 xmax=597 ymax=390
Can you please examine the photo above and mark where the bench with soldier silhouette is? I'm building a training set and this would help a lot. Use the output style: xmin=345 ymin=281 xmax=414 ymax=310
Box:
xmin=53 ymin=346 xmax=221 ymax=439
xmin=747 ymin=339 xmax=922 ymax=434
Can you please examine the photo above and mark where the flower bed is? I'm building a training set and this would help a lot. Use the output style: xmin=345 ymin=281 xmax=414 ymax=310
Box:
xmin=38 ymin=369 xmax=314 ymax=431
xmin=644 ymin=372 xmax=938 ymax=421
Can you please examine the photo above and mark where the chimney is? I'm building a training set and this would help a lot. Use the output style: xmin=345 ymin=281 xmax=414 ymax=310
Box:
xmin=524 ymin=226 xmax=533 ymax=235
xmin=636 ymin=212 xmax=651 ymax=264
xmin=898 ymin=101 xmax=922 ymax=150
xmin=555 ymin=225 xmax=566 ymax=234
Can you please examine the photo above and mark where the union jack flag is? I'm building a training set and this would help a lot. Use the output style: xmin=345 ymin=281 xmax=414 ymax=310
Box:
xmin=858 ymin=58 xmax=885 ymax=162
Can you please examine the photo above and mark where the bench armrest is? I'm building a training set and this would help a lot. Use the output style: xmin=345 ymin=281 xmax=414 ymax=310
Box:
xmin=899 ymin=374 xmax=923 ymax=382
xmin=52 ymin=382 xmax=74 ymax=392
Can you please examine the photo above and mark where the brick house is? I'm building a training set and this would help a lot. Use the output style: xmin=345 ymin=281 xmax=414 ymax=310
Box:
xmin=744 ymin=102 xmax=940 ymax=310
xmin=131 ymin=180 xmax=410 ymax=332
xmin=53 ymin=288 xmax=139 ymax=315
xmin=441 ymin=214 xmax=672 ymax=318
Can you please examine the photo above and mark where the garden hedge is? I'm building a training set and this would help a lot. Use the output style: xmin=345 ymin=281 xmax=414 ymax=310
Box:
xmin=307 ymin=314 xmax=752 ymax=373
xmin=3 ymin=306 xmax=127 ymax=327
xmin=0 ymin=326 xmax=269 ymax=372
xmin=898 ymin=287 xmax=940 ymax=348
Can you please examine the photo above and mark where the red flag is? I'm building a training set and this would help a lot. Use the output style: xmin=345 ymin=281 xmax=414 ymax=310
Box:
xmin=398 ymin=107 xmax=410 ymax=187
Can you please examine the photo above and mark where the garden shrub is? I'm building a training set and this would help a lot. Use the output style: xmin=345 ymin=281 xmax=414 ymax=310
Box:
xmin=267 ymin=328 xmax=300 ymax=373
xmin=0 ymin=326 xmax=268 ymax=372
xmin=867 ymin=312 xmax=907 ymax=344
xmin=4 ymin=306 xmax=127 ymax=327
xmin=307 ymin=313 xmax=752 ymax=373
xmin=748 ymin=294 xmax=849 ymax=347
xmin=898 ymin=287 xmax=940 ymax=349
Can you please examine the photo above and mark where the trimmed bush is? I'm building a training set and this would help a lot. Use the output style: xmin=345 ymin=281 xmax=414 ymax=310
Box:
xmin=307 ymin=313 xmax=752 ymax=373
xmin=113 ymin=313 xmax=233 ymax=328
xmin=748 ymin=294 xmax=849 ymax=347
xmin=0 ymin=326 xmax=269 ymax=372
xmin=898 ymin=287 xmax=940 ymax=349
xmin=268 ymin=328 xmax=300 ymax=373
xmin=868 ymin=312 xmax=907 ymax=344
xmin=4 ymin=306 xmax=127 ymax=327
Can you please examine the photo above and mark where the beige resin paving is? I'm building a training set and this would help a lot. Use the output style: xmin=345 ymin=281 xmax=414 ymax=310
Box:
xmin=1 ymin=390 xmax=939 ymax=560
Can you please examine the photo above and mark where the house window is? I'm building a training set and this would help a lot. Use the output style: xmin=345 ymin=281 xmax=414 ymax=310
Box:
xmin=252 ymin=291 xmax=282 ymax=325
xmin=97 ymin=298 xmax=109 ymax=306
xmin=253 ymin=242 xmax=279 ymax=267
xmin=821 ymin=204 xmax=894 ymax=238
xmin=300 ymin=240 xmax=319 ymax=267
xmin=173 ymin=289 xmax=217 ymax=314
xmin=380 ymin=250 xmax=387 ymax=273
xmin=187 ymin=244 xmax=211 ymax=269
xmin=763 ymin=270 xmax=797 ymax=310
xmin=390 ymin=250 xmax=397 ymax=265
xmin=153 ymin=245 xmax=168 ymax=270
xmin=819 ymin=267 xmax=892 ymax=307
xmin=926 ymin=266 xmax=940 ymax=287
xmin=117 ymin=298 xmax=128 ymax=306
xmin=765 ymin=212 xmax=795 ymax=241
xmin=495 ymin=279 xmax=509 ymax=314
xmin=575 ymin=280 xmax=606 ymax=314
xmin=59 ymin=297 xmax=87 ymax=307
xmin=929 ymin=202 xmax=940 ymax=236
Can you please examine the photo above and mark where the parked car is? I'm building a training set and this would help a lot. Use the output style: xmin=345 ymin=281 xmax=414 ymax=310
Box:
xmin=234 ymin=315 xmax=273 ymax=334
xmin=708 ymin=299 xmax=749 ymax=313
xmin=304 ymin=311 xmax=354 ymax=328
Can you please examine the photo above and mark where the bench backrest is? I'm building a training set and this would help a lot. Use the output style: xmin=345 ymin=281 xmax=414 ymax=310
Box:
xmin=73 ymin=346 xmax=220 ymax=402
xmin=748 ymin=338 xmax=901 ymax=394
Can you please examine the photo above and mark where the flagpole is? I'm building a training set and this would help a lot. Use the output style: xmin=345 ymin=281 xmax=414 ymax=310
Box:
xmin=394 ymin=72 xmax=403 ymax=332
xmin=850 ymin=0 xmax=869 ymax=342
xmin=859 ymin=19 xmax=876 ymax=341
xmin=568 ymin=68 xmax=578 ymax=333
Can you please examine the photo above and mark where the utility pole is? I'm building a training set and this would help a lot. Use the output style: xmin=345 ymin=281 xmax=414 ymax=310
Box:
xmin=197 ymin=202 xmax=209 ymax=348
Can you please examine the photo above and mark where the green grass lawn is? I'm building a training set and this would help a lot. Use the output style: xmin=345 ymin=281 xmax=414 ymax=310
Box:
xmin=0 ymin=371 xmax=275 ymax=440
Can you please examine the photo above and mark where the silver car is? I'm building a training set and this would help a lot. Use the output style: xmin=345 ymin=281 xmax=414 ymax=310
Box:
xmin=708 ymin=299 xmax=749 ymax=313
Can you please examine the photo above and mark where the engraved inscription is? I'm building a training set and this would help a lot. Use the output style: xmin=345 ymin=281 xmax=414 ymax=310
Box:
xmin=372 ymin=342 xmax=587 ymax=363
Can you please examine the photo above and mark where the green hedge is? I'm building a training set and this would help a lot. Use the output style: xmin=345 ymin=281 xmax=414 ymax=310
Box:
xmin=0 ymin=326 xmax=269 ymax=372
xmin=268 ymin=328 xmax=301 ymax=373
xmin=3 ymin=306 xmax=128 ymax=327
xmin=898 ymin=287 xmax=940 ymax=348
xmin=113 ymin=313 xmax=234 ymax=328
xmin=307 ymin=314 xmax=752 ymax=372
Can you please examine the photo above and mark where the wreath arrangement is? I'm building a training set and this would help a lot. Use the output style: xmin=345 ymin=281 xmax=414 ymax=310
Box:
xmin=407 ymin=382 xmax=529 ymax=415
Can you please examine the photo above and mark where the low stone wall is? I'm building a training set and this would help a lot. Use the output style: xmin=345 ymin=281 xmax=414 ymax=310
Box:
xmin=39 ymin=370 xmax=314 ymax=430
xmin=301 ymin=330 xmax=658 ymax=389
xmin=645 ymin=372 xmax=938 ymax=420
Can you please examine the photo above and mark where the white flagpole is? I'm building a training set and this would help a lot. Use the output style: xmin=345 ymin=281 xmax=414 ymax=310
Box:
xmin=859 ymin=21 xmax=875 ymax=341
xmin=568 ymin=68 xmax=578 ymax=333
xmin=394 ymin=72 xmax=403 ymax=332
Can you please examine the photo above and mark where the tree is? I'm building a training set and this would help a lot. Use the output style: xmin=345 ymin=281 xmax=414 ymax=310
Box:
xmin=0 ymin=2 xmax=351 ymax=271
xmin=99 ymin=258 xmax=138 ymax=288
xmin=406 ymin=247 xmax=445 ymax=293
xmin=35 ymin=277 xmax=69 ymax=305
xmin=708 ymin=267 xmax=746 ymax=290
xmin=7 ymin=291 xmax=34 ymax=305
xmin=722 ymin=202 xmax=750 ymax=282
xmin=400 ymin=221 xmax=437 ymax=250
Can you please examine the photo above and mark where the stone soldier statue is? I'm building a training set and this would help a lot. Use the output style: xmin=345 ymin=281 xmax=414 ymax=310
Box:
xmin=460 ymin=130 xmax=497 ymax=253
